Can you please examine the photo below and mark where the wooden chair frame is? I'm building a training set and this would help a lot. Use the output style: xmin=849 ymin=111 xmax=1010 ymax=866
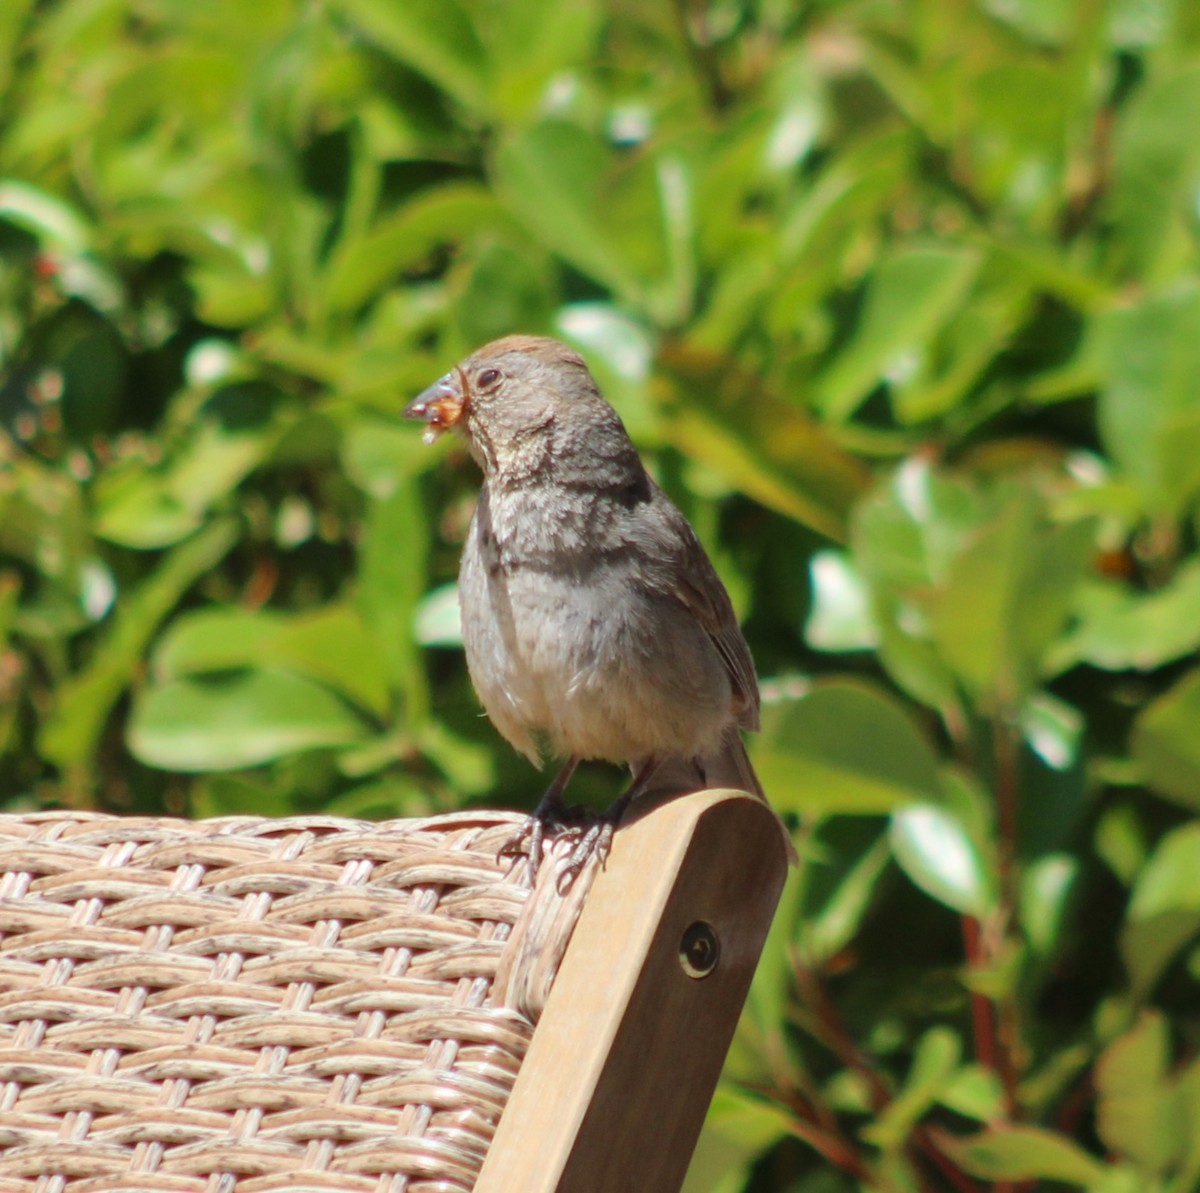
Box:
xmin=0 ymin=790 xmax=787 ymax=1193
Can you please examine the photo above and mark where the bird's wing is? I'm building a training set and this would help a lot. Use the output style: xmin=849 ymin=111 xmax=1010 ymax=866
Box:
xmin=670 ymin=547 xmax=761 ymax=732
xmin=635 ymin=484 xmax=761 ymax=732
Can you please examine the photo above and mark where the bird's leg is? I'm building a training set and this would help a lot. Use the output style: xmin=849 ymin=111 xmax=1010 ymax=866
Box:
xmin=525 ymin=755 xmax=581 ymax=878
xmin=557 ymin=755 xmax=663 ymax=888
xmin=501 ymin=755 xmax=581 ymax=880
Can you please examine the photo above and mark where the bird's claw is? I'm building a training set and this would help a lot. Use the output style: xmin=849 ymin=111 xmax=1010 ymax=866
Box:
xmin=500 ymin=801 xmax=618 ymax=889
xmin=498 ymin=801 xmax=587 ymax=882
xmin=554 ymin=816 xmax=617 ymax=891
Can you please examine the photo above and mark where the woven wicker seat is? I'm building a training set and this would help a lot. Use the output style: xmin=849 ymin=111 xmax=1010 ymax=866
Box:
xmin=0 ymin=790 xmax=787 ymax=1193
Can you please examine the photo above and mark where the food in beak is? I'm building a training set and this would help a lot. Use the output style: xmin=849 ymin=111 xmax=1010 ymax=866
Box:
xmin=403 ymin=378 xmax=465 ymax=444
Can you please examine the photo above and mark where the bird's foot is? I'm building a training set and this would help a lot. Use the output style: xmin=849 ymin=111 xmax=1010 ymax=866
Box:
xmin=553 ymin=806 xmax=622 ymax=891
xmin=499 ymin=794 xmax=587 ymax=883
xmin=499 ymin=756 xmax=640 ymax=890
xmin=501 ymin=799 xmax=629 ymax=890
xmin=551 ymin=782 xmax=641 ymax=890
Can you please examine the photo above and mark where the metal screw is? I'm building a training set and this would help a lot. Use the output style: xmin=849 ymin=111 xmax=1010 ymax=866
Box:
xmin=679 ymin=921 xmax=720 ymax=979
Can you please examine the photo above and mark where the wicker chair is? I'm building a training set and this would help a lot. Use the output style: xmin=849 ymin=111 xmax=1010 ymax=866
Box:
xmin=0 ymin=788 xmax=786 ymax=1193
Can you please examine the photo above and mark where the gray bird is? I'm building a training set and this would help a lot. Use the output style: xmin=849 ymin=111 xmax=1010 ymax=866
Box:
xmin=405 ymin=335 xmax=786 ymax=877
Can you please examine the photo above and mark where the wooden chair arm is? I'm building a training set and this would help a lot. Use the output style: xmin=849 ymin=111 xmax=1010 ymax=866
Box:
xmin=477 ymin=788 xmax=789 ymax=1193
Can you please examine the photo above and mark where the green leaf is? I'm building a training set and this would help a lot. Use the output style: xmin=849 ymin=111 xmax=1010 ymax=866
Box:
xmin=854 ymin=461 xmax=986 ymax=591
xmin=0 ymin=178 xmax=91 ymax=253
xmin=940 ymin=1126 xmax=1109 ymax=1185
xmin=494 ymin=121 xmax=639 ymax=301
xmin=804 ymin=833 xmax=891 ymax=965
xmin=1095 ymin=1012 xmax=1179 ymax=1174
xmin=863 ymin=1027 xmax=962 ymax=1150
xmin=0 ymin=0 xmax=37 ymax=95
xmin=1095 ymin=284 xmax=1200 ymax=517
xmin=129 ymin=670 xmax=372 ymax=772
xmin=805 ymin=550 xmax=878 ymax=652
xmin=1020 ymin=691 xmax=1083 ymax=771
xmin=413 ymin=583 xmax=462 ymax=647
xmin=815 ymin=246 xmax=982 ymax=422
xmin=850 ymin=464 xmax=984 ymax=710
xmin=930 ymin=494 xmax=1094 ymax=703
xmin=455 ymin=240 xmax=557 ymax=346
xmin=358 ymin=479 xmax=430 ymax=719
xmin=0 ymin=453 xmax=89 ymax=591
xmin=684 ymin=1088 xmax=793 ymax=1193
xmin=937 ymin=1066 xmax=1006 ymax=1123
xmin=1175 ymin=1053 xmax=1200 ymax=1188
xmin=657 ymin=345 xmax=869 ymax=542
xmin=755 ymin=680 xmax=942 ymax=816
xmin=414 ymin=720 xmax=494 ymax=796
xmin=979 ymin=0 xmax=1074 ymax=44
xmin=324 ymin=184 xmax=507 ymax=316
xmin=334 ymin=0 xmax=488 ymax=113
xmin=890 ymin=803 xmax=996 ymax=917
xmin=1048 ymin=560 xmax=1200 ymax=673
xmin=152 ymin=604 xmax=391 ymax=719
xmin=1131 ymin=670 xmax=1200 ymax=813
xmin=94 ymin=386 xmax=287 ymax=549
xmin=1121 ymin=822 xmax=1200 ymax=996
xmin=1108 ymin=67 xmax=1200 ymax=276
xmin=1020 ymin=853 xmax=1079 ymax=957
xmin=40 ymin=519 xmax=240 ymax=774
xmin=341 ymin=414 xmax=434 ymax=496
xmin=190 ymin=774 xmax=297 ymax=820
xmin=484 ymin=0 xmax=602 ymax=121
xmin=1095 ymin=803 xmax=1149 ymax=887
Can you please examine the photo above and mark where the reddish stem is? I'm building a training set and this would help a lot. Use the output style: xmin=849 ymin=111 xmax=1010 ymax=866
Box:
xmin=798 ymin=966 xmax=891 ymax=1113
xmin=914 ymin=1126 xmax=986 ymax=1193
xmin=960 ymin=915 xmax=999 ymax=1073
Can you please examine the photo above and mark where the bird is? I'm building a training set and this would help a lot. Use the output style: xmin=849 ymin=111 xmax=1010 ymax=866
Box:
xmin=405 ymin=335 xmax=789 ymax=879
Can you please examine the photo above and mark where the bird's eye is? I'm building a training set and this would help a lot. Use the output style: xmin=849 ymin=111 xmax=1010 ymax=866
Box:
xmin=476 ymin=368 xmax=501 ymax=390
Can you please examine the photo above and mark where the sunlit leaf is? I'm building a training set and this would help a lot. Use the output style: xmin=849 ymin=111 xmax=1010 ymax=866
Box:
xmin=1020 ymin=853 xmax=1079 ymax=956
xmin=152 ymin=604 xmax=391 ymax=719
xmin=756 ymin=680 xmax=942 ymax=815
xmin=129 ymin=670 xmax=372 ymax=772
xmin=0 ymin=179 xmax=90 ymax=252
xmin=805 ymin=549 xmax=878 ymax=652
xmin=413 ymin=583 xmax=462 ymax=647
xmin=930 ymin=495 xmax=1094 ymax=703
xmin=890 ymin=803 xmax=995 ymax=917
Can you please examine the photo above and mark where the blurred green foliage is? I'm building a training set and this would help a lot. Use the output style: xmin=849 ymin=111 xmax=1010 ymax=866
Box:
xmin=3 ymin=0 xmax=1200 ymax=1189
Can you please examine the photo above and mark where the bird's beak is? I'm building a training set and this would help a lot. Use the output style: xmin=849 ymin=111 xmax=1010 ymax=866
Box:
xmin=404 ymin=373 xmax=466 ymax=444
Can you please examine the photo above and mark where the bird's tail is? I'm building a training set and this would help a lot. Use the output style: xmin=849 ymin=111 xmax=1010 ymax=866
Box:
xmin=642 ymin=729 xmax=797 ymax=863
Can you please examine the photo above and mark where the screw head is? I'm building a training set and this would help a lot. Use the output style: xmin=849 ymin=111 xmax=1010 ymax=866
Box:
xmin=679 ymin=921 xmax=720 ymax=979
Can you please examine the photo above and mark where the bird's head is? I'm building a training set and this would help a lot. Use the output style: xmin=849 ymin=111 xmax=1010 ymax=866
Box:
xmin=405 ymin=335 xmax=630 ymax=481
